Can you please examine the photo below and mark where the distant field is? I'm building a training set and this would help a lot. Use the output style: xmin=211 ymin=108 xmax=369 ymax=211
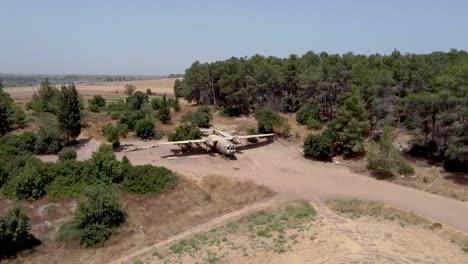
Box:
xmin=4 ymin=78 xmax=179 ymax=103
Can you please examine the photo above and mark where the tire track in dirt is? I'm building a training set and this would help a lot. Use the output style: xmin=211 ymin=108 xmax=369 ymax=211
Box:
xmin=107 ymin=198 xmax=281 ymax=264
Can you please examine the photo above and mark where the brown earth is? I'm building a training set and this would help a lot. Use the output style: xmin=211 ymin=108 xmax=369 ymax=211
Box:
xmin=120 ymin=200 xmax=468 ymax=264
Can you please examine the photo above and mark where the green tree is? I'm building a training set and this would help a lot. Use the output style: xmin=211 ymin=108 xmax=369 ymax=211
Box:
xmin=181 ymin=106 xmax=212 ymax=127
xmin=74 ymin=187 xmax=126 ymax=247
xmin=34 ymin=126 xmax=63 ymax=154
xmin=255 ymin=108 xmax=287 ymax=134
xmin=58 ymin=148 xmax=77 ymax=162
xmin=126 ymin=91 xmax=148 ymax=110
xmin=335 ymin=94 xmax=370 ymax=157
xmin=0 ymin=206 xmax=39 ymax=258
xmin=119 ymin=110 xmax=145 ymax=130
xmin=0 ymin=89 xmax=13 ymax=134
xmin=57 ymin=84 xmax=81 ymax=143
xmin=122 ymin=165 xmax=176 ymax=194
xmin=168 ymin=124 xmax=202 ymax=142
xmin=303 ymin=131 xmax=335 ymax=160
xmin=158 ymin=95 xmax=171 ymax=123
xmin=102 ymin=124 xmax=128 ymax=148
xmin=27 ymin=79 xmax=60 ymax=114
xmin=135 ymin=118 xmax=156 ymax=139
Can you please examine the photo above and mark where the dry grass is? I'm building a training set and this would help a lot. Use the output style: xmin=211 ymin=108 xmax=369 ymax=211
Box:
xmin=11 ymin=175 xmax=273 ymax=264
xmin=326 ymin=199 xmax=468 ymax=249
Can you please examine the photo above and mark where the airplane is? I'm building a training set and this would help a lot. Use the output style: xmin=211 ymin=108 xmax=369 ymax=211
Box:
xmin=158 ymin=128 xmax=275 ymax=156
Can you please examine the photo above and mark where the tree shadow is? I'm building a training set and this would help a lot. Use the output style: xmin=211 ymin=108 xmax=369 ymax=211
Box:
xmin=442 ymin=171 xmax=468 ymax=186
xmin=236 ymin=139 xmax=275 ymax=154
xmin=0 ymin=235 xmax=41 ymax=260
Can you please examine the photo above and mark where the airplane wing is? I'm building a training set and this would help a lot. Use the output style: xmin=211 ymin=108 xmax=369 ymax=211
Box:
xmin=158 ymin=139 xmax=207 ymax=145
xmin=235 ymin=133 xmax=275 ymax=139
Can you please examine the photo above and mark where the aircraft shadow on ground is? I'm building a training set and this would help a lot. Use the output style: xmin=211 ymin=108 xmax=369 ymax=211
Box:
xmin=160 ymin=139 xmax=274 ymax=159
xmin=235 ymin=139 xmax=275 ymax=154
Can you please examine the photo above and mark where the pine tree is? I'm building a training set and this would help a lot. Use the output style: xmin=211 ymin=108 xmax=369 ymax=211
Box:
xmin=58 ymin=84 xmax=81 ymax=142
xmin=0 ymin=89 xmax=13 ymax=134
xmin=335 ymin=94 xmax=370 ymax=157
xmin=158 ymin=95 xmax=171 ymax=124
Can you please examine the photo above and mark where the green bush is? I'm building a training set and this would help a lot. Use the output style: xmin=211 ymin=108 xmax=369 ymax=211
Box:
xmin=79 ymin=223 xmax=113 ymax=248
xmin=0 ymin=206 xmax=40 ymax=258
xmin=88 ymin=95 xmax=106 ymax=112
xmin=3 ymin=157 xmax=55 ymax=200
xmin=84 ymin=144 xmax=127 ymax=183
xmin=126 ymin=91 xmax=148 ymax=111
xmin=246 ymin=127 xmax=259 ymax=143
xmin=255 ymin=107 xmax=287 ymax=134
xmin=366 ymin=128 xmax=415 ymax=179
xmin=102 ymin=124 xmax=128 ymax=148
xmin=168 ymin=124 xmax=202 ymax=142
xmin=296 ymin=105 xmax=320 ymax=125
xmin=303 ymin=132 xmax=334 ymax=160
xmin=151 ymin=97 xmax=162 ymax=110
xmin=123 ymin=165 xmax=177 ymax=194
xmin=107 ymin=99 xmax=128 ymax=112
xmin=135 ymin=118 xmax=156 ymax=139
xmin=306 ymin=117 xmax=321 ymax=130
xmin=110 ymin=112 xmax=121 ymax=120
xmin=46 ymin=160 xmax=87 ymax=200
xmin=182 ymin=106 xmax=212 ymax=128
xmin=58 ymin=148 xmax=77 ymax=162
xmin=157 ymin=95 xmax=171 ymax=124
xmin=34 ymin=127 xmax=63 ymax=154
xmin=395 ymin=156 xmax=415 ymax=176
xmin=10 ymin=104 xmax=26 ymax=128
xmin=119 ymin=110 xmax=145 ymax=130
xmin=72 ymin=188 xmax=126 ymax=247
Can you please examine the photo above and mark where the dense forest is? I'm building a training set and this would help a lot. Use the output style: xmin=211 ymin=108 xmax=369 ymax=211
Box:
xmin=174 ymin=50 xmax=468 ymax=171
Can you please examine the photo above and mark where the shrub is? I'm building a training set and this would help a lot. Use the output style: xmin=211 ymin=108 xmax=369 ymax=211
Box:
xmin=126 ymin=91 xmax=148 ymax=110
xmin=255 ymin=107 xmax=287 ymax=134
xmin=84 ymin=144 xmax=126 ymax=183
xmin=306 ymin=117 xmax=321 ymax=130
xmin=3 ymin=157 xmax=55 ymax=200
xmin=303 ymin=132 xmax=334 ymax=160
xmin=168 ymin=124 xmax=202 ymax=142
xmin=79 ymin=223 xmax=113 ymax=248
xmin=107 ymin=99 xmax=127 ymax=112
xmin=157 ymin=95 xmax=171 ymax=123
xmin=246 ymin=127 xmax=259 ymax=143
xmin=119 ymin=110 xmax=145 ymax=130
xmin=182 ymin=106 xmax=212 ymax=128
xmin=296 ymin=105 xmax=320 ymax=125
xmin=366 ymin=128 xmax=415 ymax=179
xmin=73 ymin=188 xmax=126 ymax=247
xmin=146 ymin=88 xmax=152 ymax=95
xmin=151 ymin=97 xmax=162 ymax=110
xmin=10 ymin=104 xmax=26 ymax=128
xmin=58 ymin=148 xmax=77 ymax=162
xmin=135 ymin=118 xmax=156 ymax=139
xmin=0 ymin=206 xmax=40 ymax=258
xmin=102 ymin=124 xmax=128 ymax=148
xmin=88 ymin=95 xmax=106 ymax=112
xmin=34 ymin=127 xmax=63 ymax=154
xmin=110 ymin=112 xmax=121 ymax=120
xmin=124 ymin=84 xmax=136 ymax=95
xmin=123 ymin=165 xmax=177 ymax=194
xmin=46 ymin=160 xmax=87 ymax=200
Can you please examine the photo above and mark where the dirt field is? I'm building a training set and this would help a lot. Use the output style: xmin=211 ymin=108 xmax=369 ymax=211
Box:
xmin=4 ymin=78 xmax=178 ymax=103
xmin=122 ymin=200 xmax=468 ymax=264
xmin=7 ymin=175 xmax=273 ymax=264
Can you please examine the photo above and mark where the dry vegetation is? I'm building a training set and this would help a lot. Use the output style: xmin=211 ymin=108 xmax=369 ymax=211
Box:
xmin=5 ymin=78 xmax=178 ymax=103
xmin=128 ymin=199 xmax=468 ymax=264
xmin=7 ymin=175 xmax=273 ymax=264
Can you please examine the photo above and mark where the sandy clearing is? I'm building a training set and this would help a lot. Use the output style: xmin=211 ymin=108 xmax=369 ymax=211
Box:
xmin=112 ymin=138 xmax=468 ymax=234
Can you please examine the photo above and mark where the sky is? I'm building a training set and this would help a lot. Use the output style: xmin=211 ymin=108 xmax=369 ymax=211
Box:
xmin=1 ymin=0 xmax=467 ymax=75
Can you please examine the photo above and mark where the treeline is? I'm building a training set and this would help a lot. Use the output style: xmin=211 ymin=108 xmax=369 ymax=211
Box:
xmin=175 ymin=50 xmax=468 ymax=170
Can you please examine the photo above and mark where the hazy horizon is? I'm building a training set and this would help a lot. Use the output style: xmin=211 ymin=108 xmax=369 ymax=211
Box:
xmin=1 ymin=0 xmax=467 ymax=75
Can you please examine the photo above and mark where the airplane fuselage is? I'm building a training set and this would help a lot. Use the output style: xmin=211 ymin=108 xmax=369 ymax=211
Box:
xmin=207 ymin=134 xmax=236 ymax=155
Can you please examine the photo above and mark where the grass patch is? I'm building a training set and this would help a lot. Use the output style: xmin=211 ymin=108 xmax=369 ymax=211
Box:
xmin=154 ymin=201 xmax=316 ymax=263
xmin=326 ymin=199 xmax=428 ymax=226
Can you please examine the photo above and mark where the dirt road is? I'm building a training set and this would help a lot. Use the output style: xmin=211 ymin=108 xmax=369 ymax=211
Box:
xmin=117 ymin=139 xmax=468 ymax=233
